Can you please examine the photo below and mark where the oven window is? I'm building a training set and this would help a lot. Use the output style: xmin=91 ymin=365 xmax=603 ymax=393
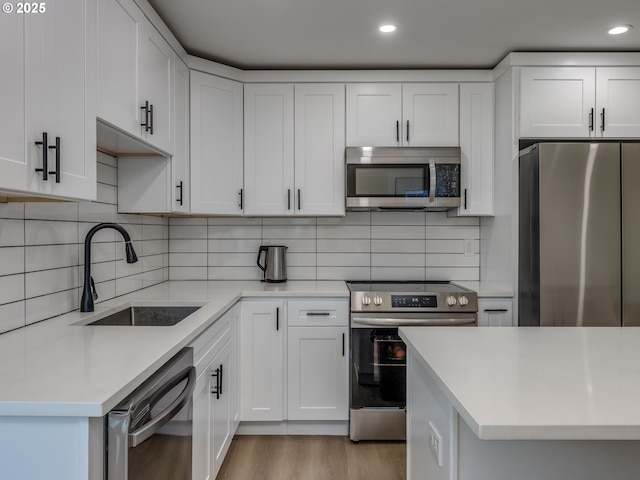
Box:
xmin=351 ymin=328 xmax=406 ymax=408
xmin=347 ymin=165 xmax=428 ymax=197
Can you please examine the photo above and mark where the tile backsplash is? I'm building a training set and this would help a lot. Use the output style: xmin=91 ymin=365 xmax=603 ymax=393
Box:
xmin=169 ymin=212 xmax=480 ymax=282
xmin=0 ymin=152 xmax=169 ymax=334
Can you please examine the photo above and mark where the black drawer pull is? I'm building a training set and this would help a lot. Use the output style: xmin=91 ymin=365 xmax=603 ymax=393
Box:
xmin=484 ymin=308 xmax=508 ymax=313
xmin=276 ymin=307 xmax=280 ymax=331
xmin=306 ymin=312 xmax=331 ymax=317
xmin=176 ymin=181 xmax=183 ymax=206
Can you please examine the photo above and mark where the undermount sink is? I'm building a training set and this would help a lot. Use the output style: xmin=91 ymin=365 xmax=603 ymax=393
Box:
xmin=86 ymin=306 xmax=201 ymax=327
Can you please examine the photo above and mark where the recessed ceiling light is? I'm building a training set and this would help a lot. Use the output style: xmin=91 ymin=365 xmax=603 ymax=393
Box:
xmin=608 ymin=25 xmax=632 ymax=35
xmin=379 ymin=24 xmax=397 ymax=33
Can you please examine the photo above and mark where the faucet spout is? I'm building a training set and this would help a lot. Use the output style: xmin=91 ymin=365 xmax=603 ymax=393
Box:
xmin=80 ymin=223 xmax=139 ymax=312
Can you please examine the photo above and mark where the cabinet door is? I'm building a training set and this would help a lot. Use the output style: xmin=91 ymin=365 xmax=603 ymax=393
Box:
xmin=477 ymin=298 xmax=513 ymax=327
xmin=294 ymin=84 xmax=345 ymax=216
xmin=0 ymin=13 xmax=27 ymax=192
xmin=596 ymin=67 xmax=640 ymax=138
xmin=139 ymin=19 xmax=173 ymax=154
xmin=346 ymin=84 xmax=402 ymax=146
xmin=190 ymin=72 xmax=243 ymax=214
xmin=403 ymin=83 xmax=459 ymax=146
xmin=287 ymin=326 xmax=349 ymax=420
xmin=520 ymin=67 xmax=596 ymax=138
xmin=172 ymin=56 xmax=190 ymax=213
xmin=192 ymin=367 xmax=212 ymax=480
xmin=97 ymin=0 xmax=144 ymax=138
xmin=457 ymin=83 xmax=494 ymax=216
xmin=240 ymin=300 xmax=285 ymax=421
xmin=244 ymin=84 xmax=295 ymax=215
xmin=211 ymin=338 xmax=232 ymax=479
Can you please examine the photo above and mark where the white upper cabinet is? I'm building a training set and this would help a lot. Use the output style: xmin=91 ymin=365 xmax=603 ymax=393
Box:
xmin=172 ymin=56 xmax=190 ymax=213
xmin=346 ymin=84 xmax=402 ymax=146
xmin=456 ymin=83 xmax=494 ymax=216
xmin=520 ymin=66 xmax=640 ymax=138
xmin=596 ymin=67 xmax=640 ymax=138
xmin=190 ymin=72 xmax=244 ymax=215
xmin=294 ymin=84 xmax=346 ymax=216
xmin=97 ymin=0 xmax=173 ymax=154
xmin=402 ymin=84 xmax=459 ymax=146
xmin=244 ymin=84 xmax=295 ymax=216
xmin=346 ymin=83 xmax=459 ymax=146
xmin=244 ymin=83 xmax=345 ymax=216
xmin=0 ymin=0 xmax=96 ymax=201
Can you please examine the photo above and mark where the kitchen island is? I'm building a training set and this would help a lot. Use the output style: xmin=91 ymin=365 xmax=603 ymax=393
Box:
xmin=399 ymin=326 xmax=640 ymax=480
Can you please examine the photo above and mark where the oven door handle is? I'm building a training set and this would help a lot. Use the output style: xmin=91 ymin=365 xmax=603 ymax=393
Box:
xmin=351 ymin=316 xmax=477 ymax=326
xmin=128 ymin=366 xmax=196 ymax=447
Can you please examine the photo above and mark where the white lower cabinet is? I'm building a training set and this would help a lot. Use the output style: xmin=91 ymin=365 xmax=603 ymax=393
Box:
xmin=191 ymin=306 xmax=238 ymax=480
xmin=477 ymin=298 xmax=513 ymax=326
xmin=240 ymin=299 xmax=285 ymax=421
xmin=287 ymin=326 xmax=348 ymax=420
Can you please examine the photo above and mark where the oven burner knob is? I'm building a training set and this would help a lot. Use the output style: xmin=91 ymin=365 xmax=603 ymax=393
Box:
xmin=446 ymin=295 xmax=457 ymax=306
xmin=373 ymin=295 xmax=383 ymax=306
xmin=362 ymin=296 xmax=372 ymax=306
xmin=459 ymin=295 xmax=469 ymax=306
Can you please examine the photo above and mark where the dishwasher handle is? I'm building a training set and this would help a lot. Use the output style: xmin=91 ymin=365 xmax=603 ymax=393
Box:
xmin=128 ymin=365 xmax=196 ymax=447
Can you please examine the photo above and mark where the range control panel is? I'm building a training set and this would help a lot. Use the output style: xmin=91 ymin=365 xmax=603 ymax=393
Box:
xmin=391 ymin=295 xmax=437 ymax=308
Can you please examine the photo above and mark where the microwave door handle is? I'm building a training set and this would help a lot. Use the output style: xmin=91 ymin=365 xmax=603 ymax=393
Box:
xmin=128 ymin=366 xmax=196 ymax=447
xmin=428 ymin=158 xmax=436 ymax=203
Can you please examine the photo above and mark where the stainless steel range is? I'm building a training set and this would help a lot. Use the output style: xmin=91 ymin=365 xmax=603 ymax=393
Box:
xmin=347 ymin=281 xmax=478 ymax=442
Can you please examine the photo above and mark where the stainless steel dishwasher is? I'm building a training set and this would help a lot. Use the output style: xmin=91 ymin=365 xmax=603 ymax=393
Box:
xmin=105 ymin=347 xmax=196 ymax=480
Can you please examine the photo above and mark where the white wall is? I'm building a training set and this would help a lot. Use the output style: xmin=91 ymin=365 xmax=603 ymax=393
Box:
xmin=0 ymin=152 xmax=169 ymax=334
xmin=169 ymin=211 xmax=480 ymax=282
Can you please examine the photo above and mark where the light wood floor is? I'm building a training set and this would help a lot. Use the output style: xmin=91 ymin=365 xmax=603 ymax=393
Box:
xmin=217 ymin=435 xmax=406 ymax=480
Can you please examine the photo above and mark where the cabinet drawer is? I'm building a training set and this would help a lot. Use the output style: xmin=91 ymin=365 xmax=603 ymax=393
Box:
xmin=478 ymin=298 xmax=513 ymax=327
xmin=191 ymin=310 xmax=232 ymax=372
xmin=287 ymin=299 xmax=348 ymax=327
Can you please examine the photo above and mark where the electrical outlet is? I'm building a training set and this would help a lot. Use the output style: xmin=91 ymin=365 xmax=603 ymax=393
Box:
xmin=428 ymin=421 xmax=443 ymax=467
xmin=464 ymin=239 xmax=475 ymax=257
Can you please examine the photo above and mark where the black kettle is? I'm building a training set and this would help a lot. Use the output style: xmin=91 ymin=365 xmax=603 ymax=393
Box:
xmin=257 ymin=245 xmax=288 ymax=282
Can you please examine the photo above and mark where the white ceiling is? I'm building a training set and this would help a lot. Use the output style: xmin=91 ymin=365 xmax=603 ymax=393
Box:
xmin=147 ymin=0 xmax=640 ymax=70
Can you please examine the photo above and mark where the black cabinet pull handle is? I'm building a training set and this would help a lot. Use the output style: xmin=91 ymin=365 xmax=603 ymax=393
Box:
xmin=34 ymin=132 xmax=48 ymax=181
xmin=287 ymin=189 xmax=291 ymax=210
xmin=276 ymin=307 xmax=280 ymax=331
xmin=141 ymin=101 xmax=150 ymax=132
xmin=219 ymin=363 xmax=223 ymax=397
xmin=48 ymin=136 xmax=61 ymax=183
xmin=600 ymin=108 xmax=605 ymax=132
xmin=239 ymin=188 xmax=243 ymax=209
xmin=589 ymin=108 xmax=594 ymax=131
xmin=406 ymin=120 xmax=410 ymax=142
xmin=464 ymin=188 xmax=468 ymax=210
xmin=342 ymin=333 xmax=345 ymax=357
xmin=484 ymin=308 xmax=508 ymax=313
xmin=396 ymin=120 xmax=399 ymax=143
xmin=211 ymin=367 xmax=221 ymax=399
xmin=177 ymin=181 xmax=183 ymax=206
xmin=306 ymin=312 xmax=330 ymax=316
xmin=149 ymin=103 xmax=154 ymax=135
xmin=297 ymin=189 xmax=301 ymax=210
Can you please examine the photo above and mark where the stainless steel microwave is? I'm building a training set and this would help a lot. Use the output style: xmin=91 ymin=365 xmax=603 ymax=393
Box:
xmin=345 ymin=147 xmax=461 ymax=211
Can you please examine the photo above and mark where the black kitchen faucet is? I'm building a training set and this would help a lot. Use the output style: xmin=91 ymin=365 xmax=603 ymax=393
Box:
xmin=80 ymin=223 xmax=138 ymax=312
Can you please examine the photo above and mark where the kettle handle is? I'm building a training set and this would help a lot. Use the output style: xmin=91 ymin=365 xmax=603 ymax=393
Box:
xmin=257 ymin=246 xmax=268 ymax=272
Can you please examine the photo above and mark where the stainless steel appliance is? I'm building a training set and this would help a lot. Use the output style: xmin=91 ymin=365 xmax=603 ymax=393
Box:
xmin=106 ymin=347 xmax=196 ymax=480
xmin=257 ymin=245 xmax=288 ymax=282
xmin=347 ymin=281 xmax=478 ymax=441
xmin=346 ymin=147 xmax=461 ymax=211
xmin=519 ymin=142 xmax=640 ymax=327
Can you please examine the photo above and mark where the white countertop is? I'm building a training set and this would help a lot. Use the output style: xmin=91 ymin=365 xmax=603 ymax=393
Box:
xmin=0 ymin=281 xmax=347 ymax=418
xmin=400 ymin=326 xmax=640 ymax=440
xmin=453 ymin=281 xmax=513 ymax=297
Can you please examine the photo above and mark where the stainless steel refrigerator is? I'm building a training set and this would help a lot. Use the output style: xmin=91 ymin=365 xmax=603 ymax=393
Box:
xmin=519 ymin=142 xmax=640 ymax=327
